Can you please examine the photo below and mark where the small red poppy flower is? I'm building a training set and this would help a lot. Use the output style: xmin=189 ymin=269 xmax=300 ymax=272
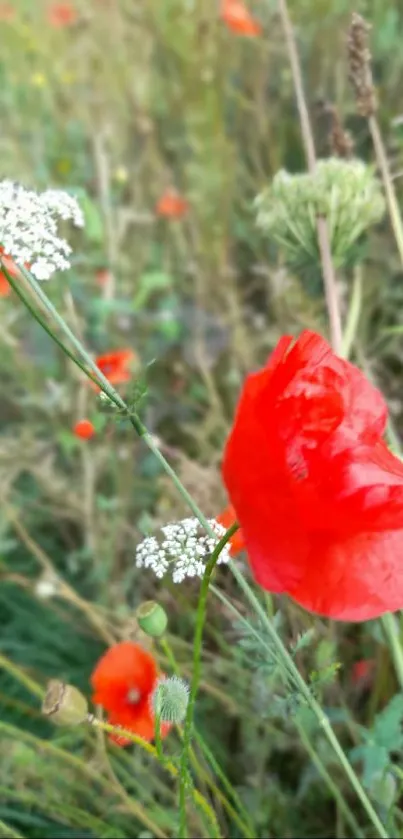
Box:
xmin=48 ymin=2 xmax=78 ymax=28
xmin=95 ymin=268 xmax=112 ymax=288
xmin=352 ymin=658 xmax=375 ymax=685
xmin=73 ymin=419 xmax=95 ymax=440
xmin=91 ymin=642 xmax=169 ymax=745
xmin=0 ymin=2 xmax=15 ymax=22
xmin=0 ymin=272 xmax=10 ymax=298
xmin=221 ymin=0 xmax=262 ymax=36
xmin=223 ymin=330 xmax=403 ymax=622
xmin=155 ymin=189 xmax=189 ymax=219
xmin=95 ymin=349 xmax=135 ymax=386
xmin=0 ymin=247 xmax=26 ymax=297
xmin=216 ymin=505 xmax=245 ymax=556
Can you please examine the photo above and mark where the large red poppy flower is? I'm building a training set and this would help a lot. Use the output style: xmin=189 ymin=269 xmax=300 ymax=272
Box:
xmin=91 ymin=642 xmax=169 ymax=745
xmin=222 ymin=330 xmax=403 ymax=622
xmin=95 ymin=349 xmax=135 ymax=386
xmin=220 ymin=0 xmax=262 ymax=36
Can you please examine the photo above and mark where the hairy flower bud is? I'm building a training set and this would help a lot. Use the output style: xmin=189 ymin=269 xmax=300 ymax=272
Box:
xmin=152 ymin=676 xmax=189 ymax=724
xmin=136 ymin=601 xmax=168 ymax=638
xmin=42 ymin=680 xmax=88 ymax=726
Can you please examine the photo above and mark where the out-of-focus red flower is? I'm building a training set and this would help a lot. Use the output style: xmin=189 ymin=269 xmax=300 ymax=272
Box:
xmin=216 ymin=505 xmax=245 ymax=556
xmin=222 ymin=329 xmax=403 ymax=622
xmin=47 ymin=2 xmax=78 ymax=28
xmin=91 ymin=642 xmax=169 ymax=745
xmin=95 ymin=349 xmax=135 ymax=385
xmin=0 ymin=274 xmax=10 ymax=297
xmin=95 ymin=268 xmax=112 ymax=288
xmin=352 ymin=658 xmax=375 ymax=685
xmin=155 ymin=189 xmax=189 ymax=219
xmin=221 ymin=0 xmax=261 ymax=36
xmin=73 ymin=419 xmax=95 ymax=440
xmin=0 ymin=247 xmax=26 ymax=297
xmin=0 ymin=2 xmax=15 ymax=22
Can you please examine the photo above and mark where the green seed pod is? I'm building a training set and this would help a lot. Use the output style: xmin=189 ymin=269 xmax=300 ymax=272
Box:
xmin=136 ymin=601 xmax=168 ymax=638
xmin=42 ymin=680 xmax=88 ymax=726
xmin=152 ymin=677 xmax=189 ymax=724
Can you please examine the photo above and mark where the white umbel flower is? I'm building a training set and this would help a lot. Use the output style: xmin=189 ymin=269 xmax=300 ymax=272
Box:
xmin=0 ymin=180 xmax=84 ymax=281
xmin=136 ymin=517 xmax=231 ymax=583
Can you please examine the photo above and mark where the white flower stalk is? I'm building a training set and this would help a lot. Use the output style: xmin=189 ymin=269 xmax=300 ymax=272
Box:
xmin=0 ymin=180 xmax=84 ymax=280
xmin=135 ymin=517 xmax=231 ymax=583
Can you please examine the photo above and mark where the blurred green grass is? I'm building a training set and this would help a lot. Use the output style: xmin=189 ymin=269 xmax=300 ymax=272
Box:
xmin=1 ymin=0 xmax=403 ymax=837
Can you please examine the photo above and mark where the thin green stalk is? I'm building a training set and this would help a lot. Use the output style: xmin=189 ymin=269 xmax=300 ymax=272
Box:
xmin=0 ymin=819 xmax=24 ymax=839
xmin=0 ymin=265 xmax=101 ymax=388
xmin=381 ymin=613 xmax=403 ymax=692
xmin=341 ymin=265 xmax=363 ymax=358
xmin=192 ymin=736 xmax=254 ymax=838
xmin=178 ymin=523 xmax=238 ymax=839
xmin=0 ymin=786 xmax=121 ymax=838
xmin=369 ymin=116 xmax=403 ymax=266
xmin=154 ymin=710 xmax=166 ymax=764
xmin=295 ymin=720 xmax=364 ymax=837
xmin=159 ymin=638 xmax=255 ymax=837
xmin=89 ymin=717 xmax=220 ymax=839
xmin=0 ymin=653 xmax=44 ymax=699
xmin=229 ymin=565 xmax=389 ymax=839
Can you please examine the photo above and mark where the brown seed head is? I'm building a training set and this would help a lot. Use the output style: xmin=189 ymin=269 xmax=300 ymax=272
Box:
xmin=347 ymin=13 xmax=377 ymax=117
xmin=328 ymin=105 xmax=355 ymax=158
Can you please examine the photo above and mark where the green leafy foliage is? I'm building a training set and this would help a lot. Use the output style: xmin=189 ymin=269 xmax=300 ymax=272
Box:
xmin=351 ymin=695 xmax=403 ymax=786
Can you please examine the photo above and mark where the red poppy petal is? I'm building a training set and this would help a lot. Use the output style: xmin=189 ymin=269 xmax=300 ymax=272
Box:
xmin=216 ymin=506 xmax=245 ymax=555
xmin=290 ymin=529 xmax=403 ymax=622
xmin=91 ymin=642 xmax=158 ymax=708
xmin=221 ymin=0 xmax=261 ymax=36
xmin=0 ymin=272 xmax=11 ymax=297
xmin=222 ymin=330 xmax=403 ymax=621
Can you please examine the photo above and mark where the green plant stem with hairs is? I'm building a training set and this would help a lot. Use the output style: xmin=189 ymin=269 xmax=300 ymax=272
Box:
xmin=159 ymin=637 xmax=255 ymax=837
xmin=178 ymin=523 xmax=238 ymax=838
xmin=89 ymin=716 xmax=221 ymax=838
xmin=295 ymin=720 xmax=364 ymax=837
xmin=3 ymin=260 xmax=390 ymax=837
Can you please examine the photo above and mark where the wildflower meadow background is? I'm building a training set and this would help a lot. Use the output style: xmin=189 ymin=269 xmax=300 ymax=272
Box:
xmin=3 ymin=1 xmax=403 ymax=838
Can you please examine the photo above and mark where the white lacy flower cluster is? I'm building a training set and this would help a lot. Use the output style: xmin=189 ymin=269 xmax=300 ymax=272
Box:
xmin=0 ymin=180 xmax=84 ymax=280
xmin=136 ymin=517 xmax=231 ymax=583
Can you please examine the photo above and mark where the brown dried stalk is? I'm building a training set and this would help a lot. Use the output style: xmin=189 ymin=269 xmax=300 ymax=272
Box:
xmin=347 ymin=12 xmax=403 ymax=266
xmin=277 ymin=0 xmax=343 ymax=355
